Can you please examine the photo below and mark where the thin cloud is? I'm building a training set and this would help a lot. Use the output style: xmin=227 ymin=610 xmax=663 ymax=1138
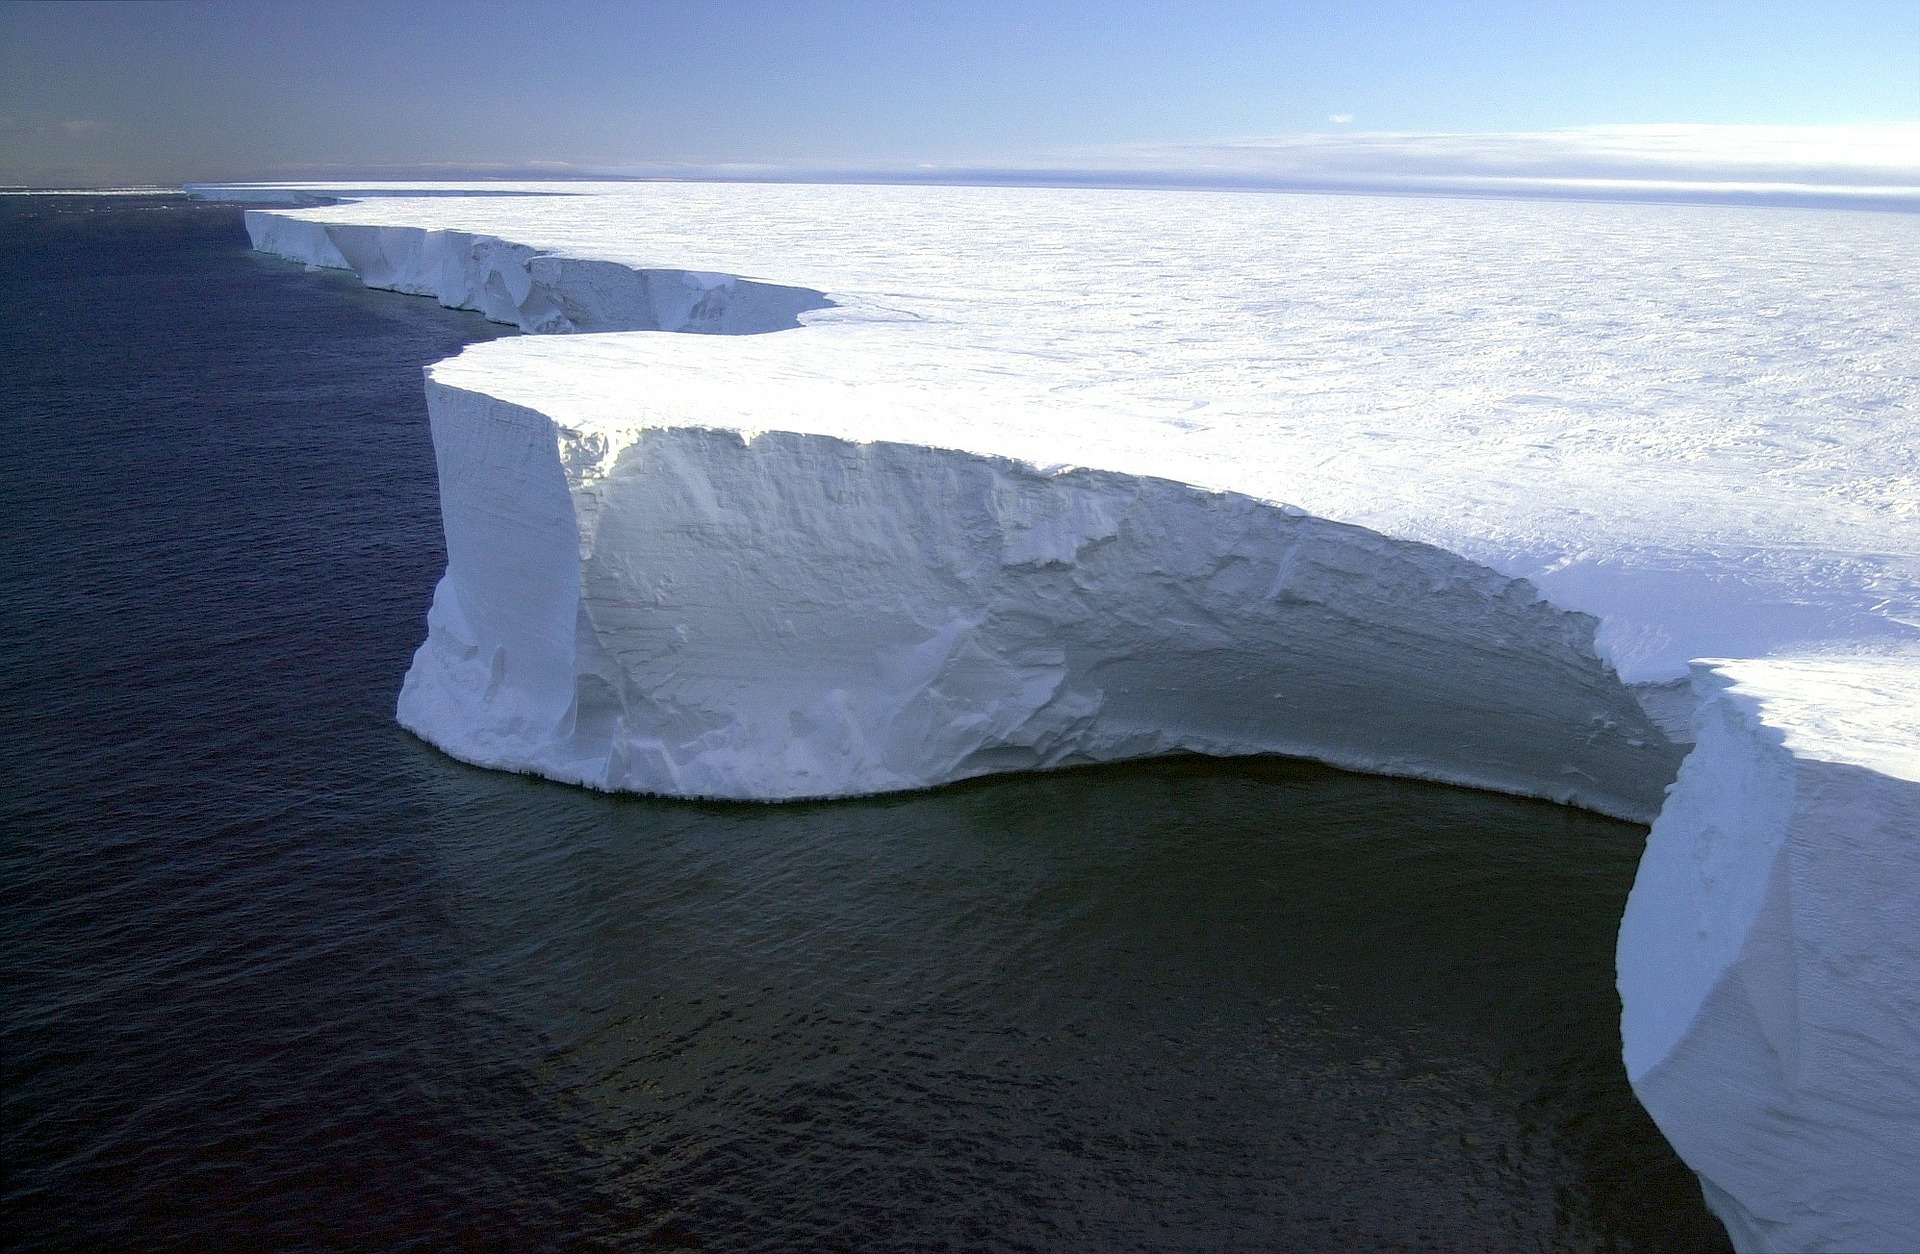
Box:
xmin=185 ymin=125 xmax=1920 ymax=213
xmin=1078 ymin=124 xmax=1920 ymax=188
xmin=590 ymin=125 xmax=1920 ymax=209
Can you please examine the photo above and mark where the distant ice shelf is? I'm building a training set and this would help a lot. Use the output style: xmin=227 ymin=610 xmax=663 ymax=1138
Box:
xmin=220 ymin=181 xmax=1920 ymax=1252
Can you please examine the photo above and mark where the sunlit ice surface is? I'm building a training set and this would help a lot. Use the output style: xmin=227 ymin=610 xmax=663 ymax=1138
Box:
xmin=223 ymin=179 xmax=1918 ymax=686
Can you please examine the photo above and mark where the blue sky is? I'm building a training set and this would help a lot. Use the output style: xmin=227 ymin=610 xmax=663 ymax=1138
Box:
xmin=2 ymin=0 xmax=1916 ymax=186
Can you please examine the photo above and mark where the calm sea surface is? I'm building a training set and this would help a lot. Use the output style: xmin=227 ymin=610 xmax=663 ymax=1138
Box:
xmin=0 ymin=195 xmax=1728 ymax=1252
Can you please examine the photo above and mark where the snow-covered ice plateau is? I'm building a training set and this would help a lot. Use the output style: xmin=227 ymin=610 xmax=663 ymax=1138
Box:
xmin=211 ymin=179 xmax=1919 ymax=1251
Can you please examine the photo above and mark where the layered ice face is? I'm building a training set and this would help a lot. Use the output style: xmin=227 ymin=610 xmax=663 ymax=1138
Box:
xmin=402 ymin=365 xmax=1682 ymax=817
xmin=227 ymin=181 xmax=1920 ymax=1252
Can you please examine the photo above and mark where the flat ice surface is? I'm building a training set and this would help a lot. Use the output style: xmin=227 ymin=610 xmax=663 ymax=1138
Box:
xmin=241 ymin=180 xmax=1918 ymax=685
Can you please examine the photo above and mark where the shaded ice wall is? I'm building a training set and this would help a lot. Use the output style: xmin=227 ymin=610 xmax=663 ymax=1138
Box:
xmin=401 ymin=379 xmax=1682 ymax=817
xmin=1621 ymin=658 xmax=1920 ymax=1252
xmin=246 ymin=210 xmax=830 ymax=335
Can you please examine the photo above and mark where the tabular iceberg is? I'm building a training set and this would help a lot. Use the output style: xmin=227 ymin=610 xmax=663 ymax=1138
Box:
xmin=220 ymin=180 xmax=1920 ymax=1251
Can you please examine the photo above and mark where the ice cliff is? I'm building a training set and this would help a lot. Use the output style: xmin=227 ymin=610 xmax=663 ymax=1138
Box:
xmin=245 ymin=211 xmax=831 ymax=335
xmin=231 ymin=183 xmax=1920 ymax=1252
xmin=406 ymin=377 xmax=1678 ymax=816
xmin=1620 ymin=656 xmax=1920 ymax=1251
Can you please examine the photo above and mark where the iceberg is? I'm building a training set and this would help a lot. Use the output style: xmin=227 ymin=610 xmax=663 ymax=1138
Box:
xmin=218 ymin=180 xmax=1920 ymax=1250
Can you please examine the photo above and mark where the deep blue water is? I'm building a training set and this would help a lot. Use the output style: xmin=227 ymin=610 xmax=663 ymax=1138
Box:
xmin=0 ymin=195 xmax=1728 ymax=1252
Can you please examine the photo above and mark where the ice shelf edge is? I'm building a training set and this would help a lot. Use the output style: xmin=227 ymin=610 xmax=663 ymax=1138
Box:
xmin=243 ymin=195 xmax=1920 ymax=1253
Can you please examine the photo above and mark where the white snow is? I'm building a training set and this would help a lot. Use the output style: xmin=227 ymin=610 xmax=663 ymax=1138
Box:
xmin=215 ymin=180 xmax=1919 ymax=1251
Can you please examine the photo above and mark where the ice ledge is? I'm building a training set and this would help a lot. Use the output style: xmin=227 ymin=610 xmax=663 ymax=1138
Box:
xmin=400 ymin=377 xmax=1684 ymax=819
xmin=1620 ymin=654 xmax=1920 ymax=1252
xmin=244 ymin=208 xmax=832 ymax=334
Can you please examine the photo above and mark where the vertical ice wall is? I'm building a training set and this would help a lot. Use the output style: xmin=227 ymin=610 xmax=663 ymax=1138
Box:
xmin=244 ymin=211 xmax=831 ymax=334
xmin=398 ymin=375 xmax=1684 ymax=815
xmin=1621 ymin=656 xmax=1920 ymax=1252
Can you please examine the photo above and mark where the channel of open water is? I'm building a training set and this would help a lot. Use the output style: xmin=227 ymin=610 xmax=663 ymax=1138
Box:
xmin=1 ymin=195 xmax=1728 ymax=1251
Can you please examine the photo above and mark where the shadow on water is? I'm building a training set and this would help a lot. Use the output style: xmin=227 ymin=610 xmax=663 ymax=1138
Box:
xmin=408 ymin=749 xmax=1728 ymax=1253
xmin=0 ymin=195 xmax=1728 ymax=1251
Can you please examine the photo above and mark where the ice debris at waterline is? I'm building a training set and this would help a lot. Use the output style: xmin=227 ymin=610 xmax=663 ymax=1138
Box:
xmin=208 ymin=180 xmax=1920 ymax=1252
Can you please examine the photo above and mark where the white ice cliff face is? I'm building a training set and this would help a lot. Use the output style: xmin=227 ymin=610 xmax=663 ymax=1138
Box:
xmin=1619 ymin=656 xmax=1920 ymax=1253
xmin=401 ymin=376 xmax=1681 ymax=815
xmin=245 ymin=211 xmax=830 ymax=334
xmin=231 ymin=182 xmax=1920 ymax=1252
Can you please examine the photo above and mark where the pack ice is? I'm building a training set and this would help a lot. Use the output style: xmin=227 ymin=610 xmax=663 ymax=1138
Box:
xmin=217 ymin=180 xmax=1920 ymax=1252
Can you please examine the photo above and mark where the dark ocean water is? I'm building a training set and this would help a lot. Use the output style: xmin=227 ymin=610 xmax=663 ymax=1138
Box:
xmin=0 ymin=195 xmax=1728 ymax=1252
